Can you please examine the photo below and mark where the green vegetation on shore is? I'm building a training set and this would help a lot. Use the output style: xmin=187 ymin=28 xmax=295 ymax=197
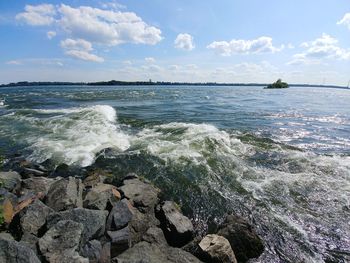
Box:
xmin=265 ymin=79 xmax=289 ymax=89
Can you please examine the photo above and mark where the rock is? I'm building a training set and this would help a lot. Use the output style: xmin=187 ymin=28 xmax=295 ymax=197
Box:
xmin=0 ymin=232 xmax=15 ymax=241
xmin=142 ymin=227 xmax=167 ymax=246
xmin=39 ymin=220 xmax=87 ymax=262
xmin=114 ymin=241 xmax=203 ymax=263
xmin=84 ymin=183 xmax=121 ymax=210
xmin=216 ymin=215 xmax=264 ymax=262
xmin=100 ymin=242 xmax=111 ymax=263
xmin=20 ymin=199 xmax=53 ymax=236
xmin=22 ymin=168 xmax=45 ymax=177
xmin=108 ymin=226 xmax=131 ymax=257
xmin=45 ymin=177 xmax=83 ymax=211
xmin=118 ymin=178 xmax=160 ymax=212
xmin=81 ymin=240 xmax=102 ymax=263
xmin=0 ymin=171 xmax=21 ymax=192
xmin=47 ymin=208 xmax=108 ymax=246
xmin=21 ymin=177 xmax=57 ymax=197
xmin=107 ymin=199 xmax=134 ymax=231
xmin=83 ymin=170 xmax=108 ymax=188
xmin=156 ymin=201 xmax=194 ymax=247
xmin=50 ymin=163 xmax=70 ymax=178
xmin=20 ymin=233 xmax=39 ymax=255
xmin=0 ymin=237 xmax=40 ymax=263
xmin=199 ymin=234 xmax=237 ymax=263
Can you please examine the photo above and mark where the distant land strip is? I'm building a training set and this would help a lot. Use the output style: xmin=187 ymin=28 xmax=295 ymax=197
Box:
xmin=0 ymin=80 xmax=348 ymax=89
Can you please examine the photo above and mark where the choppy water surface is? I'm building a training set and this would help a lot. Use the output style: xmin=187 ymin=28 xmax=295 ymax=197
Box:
xmin=0 ymin=85 xmax=349 ymax=262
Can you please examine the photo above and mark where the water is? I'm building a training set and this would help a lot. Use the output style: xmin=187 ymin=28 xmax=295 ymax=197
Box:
xmin=0 ymin=85 xmax=349 ymax=262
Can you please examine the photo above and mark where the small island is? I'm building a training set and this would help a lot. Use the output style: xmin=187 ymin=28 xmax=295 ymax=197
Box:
xmin=265 ymin=79 xmax=289 ymax=89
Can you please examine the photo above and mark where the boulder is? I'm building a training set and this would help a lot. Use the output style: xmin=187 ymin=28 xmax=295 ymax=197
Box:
xmin=156 ymin=201 xmax=194 ymax=247
xmin=106 ymin=199 xmax=134 ymax=231
xmin=142 ymin=227 xmax=167 ymax=246
xmin=0 ymin=237 xmax=40 ymax=263
xmin=199 ymin=234 xmax=237 ymax=263
xmin=19 ymin=199 xmax=53 ymax=236
xmin=81 ymin=240 xmax=102 ymax=263
xmin=45 ymin=177 xmax=83 ymax=211
xmin=39 ymin=220 xmax=87 ymax=262
xmin=84 ymin=183 xmax=121 ymax=210
xmin=118 ymin=178 xmax=160 ymax=212
xmin=100 ymin=242 xmax=111 ymax=263
xmin=108 ymin=226 xmax=131 ymax=257
xmin=0 ymin=171 xmax=21 ymax=192
xmin=83 ymin=170 xmax=108 ymax=188
xmin=47 ymin=208 xmax=108 ymax=245
xmin=20 ymin=233 xmax=39 ymax=255
xmin=0 ymin=232 xmax=15 ymax=241
xmin=21 ymin=177 xmax=57 ymax=197
xmin=216 ymin=215 xmax=264 ymax=262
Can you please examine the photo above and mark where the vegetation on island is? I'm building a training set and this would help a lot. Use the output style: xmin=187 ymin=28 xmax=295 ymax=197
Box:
xmin=265 ymin=79 xmax=289 ymax=89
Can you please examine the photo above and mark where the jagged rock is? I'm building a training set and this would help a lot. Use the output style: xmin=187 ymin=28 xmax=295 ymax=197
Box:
xmin=0 ymin=188 xmax=18 ymax=208
xmin=20 ymin=199 xmax=53 ymax=236
xmin=81 ymin=240 xmax=102 ymax=263
xmin=45 ymin=177 xmax=83 ymax=211
xmin=39 ymin=220 xmax=86 ymax=262
xmin=0 ymin=171 xmax=21 ymax=192
xmin=114 ymin=241 xmax=203 ymax=263
xmin=83 ymin=170 xmax=108 ymax=188
xmin=107 ymin=199 xmax=134 ymax=231
xmin=84 ymin=183 xmax=121 ymax=210
xmin=199 ymin=234 xmax=237 ymax=263
xmin=142 ymin=227 xmax=167 ymax=246
xmin=156 ymin=201 xmax=194 ymax=247
xmin=50 ymin=163 xmax=70 ymax=178
xmin=20 ymin=233 xmax=39 ymax=255
xmin=0 ymin=237 xmax=40 ymax=263
xmin=0 ymin=232 xmax=14 ymax=241
xmin=118 ymin=178 xmax=160 ymax=212
xmin=21 ymin=177 xmax=57 ymax=197
xmin=108 ymin=226 xmax=131 ymax=257
xmin=216 ymin=215 xmax=264 ymax=262
xmin=47 ymin=208 xmax=108 ymax=245
xmin=100 ymin=242 xmax=111 ymax=263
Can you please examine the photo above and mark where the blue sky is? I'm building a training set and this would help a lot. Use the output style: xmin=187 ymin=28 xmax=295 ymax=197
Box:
xmin=0 ymin=0 xmax=349 ymax=85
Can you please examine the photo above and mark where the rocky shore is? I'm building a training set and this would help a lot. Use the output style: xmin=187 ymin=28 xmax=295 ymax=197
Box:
xmin=0 ymin=159 xmax=264 ymax=263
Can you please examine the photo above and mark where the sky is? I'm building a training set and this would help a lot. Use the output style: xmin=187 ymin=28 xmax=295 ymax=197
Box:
xmin=0 ymin=0 xmax=350 ymax=85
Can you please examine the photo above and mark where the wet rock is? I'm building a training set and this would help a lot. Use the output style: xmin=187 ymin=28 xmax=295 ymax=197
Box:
xmin=0 ymin=237 xmax=40 ymax=263
xmin=216 ymin=215 xmax=264 ymax=262
xmin=21 ymin=177 xmax=57 ymax=197
xmin=118 ymin=178 xmax=160 ymax=212
xmin=39 ymin=220 xmax=86 ymax=262
xmin=19 ymin=199 xmax=53 ymax=236
xmin=22 ymin=168 xmax=46 ymax=177
xmin=107 ymin=199 xmax=134 ymax=231
xmin=108 ymin=226 xmax=131 ymax=257
xmin=81 ymin=240 xmax=102 ymax=263
xmin=50 ymin=163 xmax=70 ymax=178
xmin=84 ymin=183 xmax=121 ymax=210
xmin=45 ymin=177 xmax=83 ymax=211
xmin=199 ymin=234 xmax=237 ymax=263
xmin=156 ymin=201 xmax=194 ymax=247
xmin=47 ymin=208 xmax=108 ymax=245
xmin=0 ymin=171 xmax=21 ymax=192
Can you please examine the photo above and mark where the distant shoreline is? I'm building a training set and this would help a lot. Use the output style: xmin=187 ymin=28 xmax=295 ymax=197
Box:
xmin=0 ymin=80 xmax=348 ymax=89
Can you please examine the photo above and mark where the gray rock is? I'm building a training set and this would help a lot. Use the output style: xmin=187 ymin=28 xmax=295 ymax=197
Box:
xmin=216 ymin=215 xmax=264 ymax=263
xmin=22 ymin=177 xmax=57 ymax=197
xmin=100 ymin=242 xmax=111 ymax=263
xmin=142 ymin=227 xmax=167 ymax=246
xmin=108 ymin=226 xmax=131 ymax=257
xmin=39 ymin=220 xmax=87 ymax=262
xmin=84 ymin=183 xmax=121 ymax=210
xmin=45 ymin=176 xmax=83 ymax=211
xmin=20 ymin=199 xmax=53 ymax=236
xmin=0 ymin=171 xmax=21 ymax=192
xmin=199 ymin=234 xmax=237 ymax=263
xmin=119 ymin=178 xmax=160 ymax=212
xmin=107 ymin=199 xmax=133 ymax=231
xmin=0 ymin=237 xmax=40 ymax=263
xmin=83 ymin=171 xmax=107 ymax=188
xmin=156 ymin=201 xmax=194 ymax=247
xmin=47 ymin=208 xmax=108 ymax=246
xmin=20 ymin=233 xmax=39 ymax=255
xmin=81 ymin=240 xmax=102 ymax=263
xmin=0 ymin=232 xmax=14 ymax=241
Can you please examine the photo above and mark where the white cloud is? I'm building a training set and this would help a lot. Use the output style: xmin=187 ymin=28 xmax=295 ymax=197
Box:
xmin=61 ymin=38 xmax=104 ymax=63
xmin=122 ymin=60 xmax=132 ymax=65
xmin=207 ymin=36 xmax=283 ymax=56
xmin=6 ymin=60 xmax=22 ymax=65
xmin=16 ymin=4 xmax=56 ymax=26
xmin=174 ymin=33 xmax=195 ymax=51
xmin=337 ymin=13 xmax=350 ymax=30
xmin=47 ymin=31 xmax=56 ymax=39
xmin=145 ymin=57 xmax=155 ymax=63
xmin=101 ymin=1 xmax=126 ymax=10
xmin=64 ymin=50 xmax=104 ymax=63
xmin=288 ymin=33 xmax=350 ymax=65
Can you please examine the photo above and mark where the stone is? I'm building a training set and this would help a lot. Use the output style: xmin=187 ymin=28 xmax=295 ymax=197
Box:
xmin=20 ymin=233 xmax=39 ymax=255
xmin=118 ymin=178 xmax=160 ymax=212
xmin=84 ymin=183 xmax=121 ymax=210
xmin=108 ymin=226 xmax=131 ymax=257
xmin=39 ymin=220 xmax=86 ymax=262
xmin=142 ymin=227 xmax=167 ymax=246
xmin=0 ymin=232 xmax=15 ymax=241
xmin=107 ymin=199 xmax=134 ymax=231
xmin=156 ymin=201 xmax=194 ymax=247
xmin=216 ymin=215 xmax=264 ymax=262
xmin=47 ymin=208 xmax=108 ymax=246
xmin=199 ymin=234 xmax=237 ymax=263
xmin=0 ymin=237 xmax=41 ymax=263
xmin=100 ymin=242 xmax=111 ymax=263
xmin=45 ymin=177 xmax=83 ymax=211
xmin=21 ymin=177 xmax=57 ymax=197
xmin=83 ymin=170 xmax=108 ymax=188
xmin=81 ymin=240 xmax=102 ymax=263
xmin=20 ymin=199 xmax=53 ymax=236
xmin=0 ymin=171 xmax=21 ymax=192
